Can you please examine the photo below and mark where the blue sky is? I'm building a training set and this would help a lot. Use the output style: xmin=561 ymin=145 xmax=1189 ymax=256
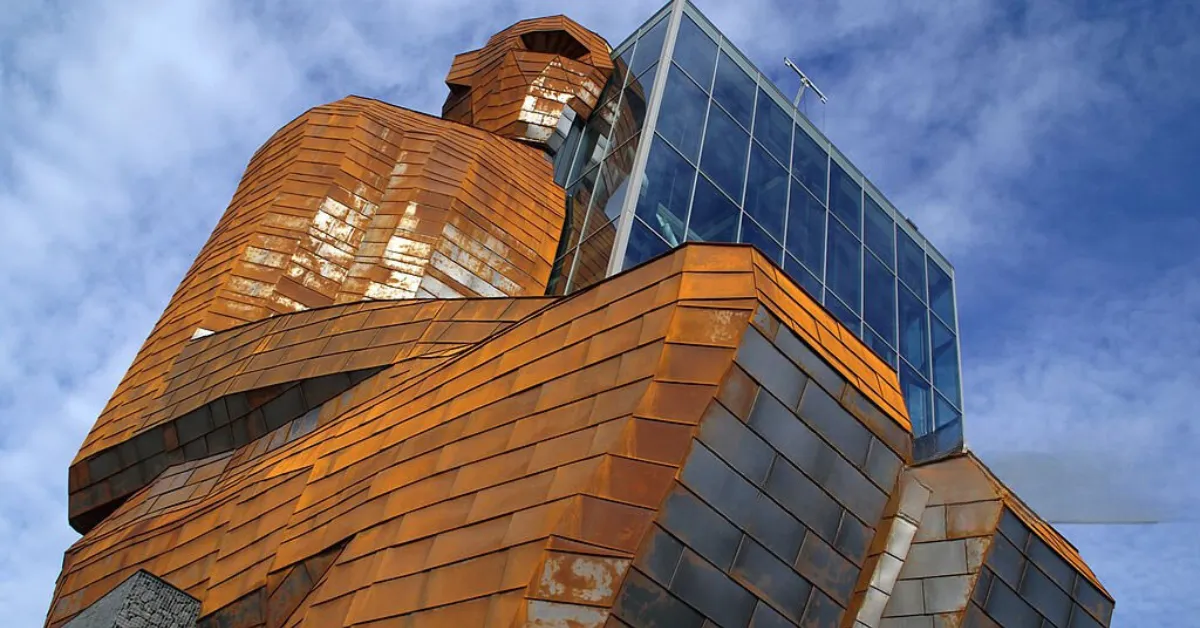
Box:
xmin=2 ymin=0 xmax=1197 ymax=624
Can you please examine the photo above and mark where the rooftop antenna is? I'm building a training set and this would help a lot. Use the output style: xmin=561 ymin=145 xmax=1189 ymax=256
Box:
xmin=784 ymin=57 xmax=827 ymax=108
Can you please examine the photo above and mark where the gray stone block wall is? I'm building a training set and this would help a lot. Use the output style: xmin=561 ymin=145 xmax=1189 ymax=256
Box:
xmin=64 ymin=570 xmax=198 ymax=628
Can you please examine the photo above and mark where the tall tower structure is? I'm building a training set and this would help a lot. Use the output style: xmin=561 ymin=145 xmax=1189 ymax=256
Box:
xmin=47 ymin=3 xmax=1112 ymax=628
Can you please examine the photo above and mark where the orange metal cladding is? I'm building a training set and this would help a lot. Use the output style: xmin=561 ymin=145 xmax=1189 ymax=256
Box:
xmin=46 ymin=243 xmax=911 ymax=627
xmin=441 ymin=16 xmax=614 ymax=148
xmin=68 ymin=16 xmax=618 ymax=533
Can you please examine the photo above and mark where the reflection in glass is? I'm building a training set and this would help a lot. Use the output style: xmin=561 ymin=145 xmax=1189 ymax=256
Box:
xmin=935 ymin=394 xmax=960 ymax=430
xmin=744 ymin=142 xmax=787 ymax=236
xmin=687 ymin=175 xmax=739 ymax=242
xmin=740 ymin=214 xmax=782 ymax=263
xmin=863 ymin=195 xmax=894 ymax=269
xmin=753 ymin=90 xmax=792 ymax=165
xmin=901 ymin=363 xmax=932 ymax=434
xmin=863 ymin=251 xmax=895 ymax=345
xmin=897 ymin=229 xmax=926 ymax=300
xmin=898 ymin=285 xmax=929 ymax=375
xmin=928 ymin=257 xmax=956 ymax=328
xmin=829 ymin=162 xmax=862 ymax=236
xmin=792 ymin=127 xmax=827 ymax=202
xmin=620 ymin=63 xmax=657 ymax=131
xmin=826 ymin=219 xmax=861 ymax=314
xmin=672 ymin=14 xmax=717 ymax=89
xmin=711 ymin=51 xmax=756 ymax=128
xmin=630 ymin=16 xmax=667 ymax=79
xmin=931 ymin=318 xmax=960 ymax=404
xmin=785 ymin=182 xmax=824 ymax=276
xmin=636 ymin=136 xmax=695 ymax=245
xmin=699 ymin=104 xmax=750 ymax=201
xmin=572 ymin=227 xmax=616 ymax=290
xmin=656 ymin=65 xmax=709 ymax=162
xmin=784 ymin=254 xmax=822 ymax=300
xmin=826 ymin=294 xmax=861 ymax=336
xmin=567 ymin=94 xmax=619 ymax=186
xmin=865 ymin=327 xmax=897 ymax=369
xmin=624 ymin=217 xmax=671 ymax=270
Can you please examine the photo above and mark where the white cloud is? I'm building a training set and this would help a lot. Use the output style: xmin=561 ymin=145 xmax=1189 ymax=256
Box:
xmin=0 ymin=0 xmax=1194 ymax=625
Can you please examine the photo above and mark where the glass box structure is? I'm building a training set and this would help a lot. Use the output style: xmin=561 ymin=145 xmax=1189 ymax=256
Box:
xmin=549 ymin=0 xmax=963 ymax=457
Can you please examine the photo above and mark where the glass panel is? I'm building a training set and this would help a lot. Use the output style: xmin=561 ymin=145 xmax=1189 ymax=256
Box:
xmin=928 ymin=257 xmax=956 ymax=328
xmin=711 ymin=50 xmax=756 ymax=128
xmin=753 ymin=89 xmax=792 ymax=165
xmin=792 ymin=126 xmax=827 ymax=202
xmin=671 ymin=14 xmax=717 ymax=89
xmin=656 ymin=65 xmax=709 ymax=162
xmin=935 ymin=393 xmax=960 ymax=429
xmin=825 ymin=218 xmax=861 ymax=314
xmin=686 ymin=175 xmax=739 ymax=242
xmin=566 ymin=94 xmax=618 ymax=186
xmin=630 ymin=16 xmax=667 ymax=79
xmin=783 ymin=254 xmax=822 ymax=300
xmin=828 ymin=161 xmax=862 ymax=236
xmin=865 ymin=326 xmax=897 ymax=369
xmin=743 ymin=142 xmax=787 ymax=236
xmin=786 ymin=182 xmax=824 ymax=276
xmin=898 ymin=284 xmax=929 ymax=375
xmin=636 ymin=136 xmax=695 ymax=246
xmin=863 ymin=251 xmax=895 ymax=344
xmin=623 ymin=217 xmax=671 ymax=271
xmin=897 ymin=228 xmax=926 ymax=300
xmin=826 ymin=294 xmax=861 ymax=336
xmin=740 ymin=214 xmax=783 ymax=263
xmin=698 ymin=104 xmax=749 ymax=201
xmin=863 ymin=195 xmax=894 ymax=270
xmin=931 ymin=318 xmax=960 ymax=404
xmin=618 ymin=63 xmax=656 ymax=136
xmin=572 ymin=225 xmax=617 ymax=290
xmin=900 ymin=362 xmax=932 ymax=434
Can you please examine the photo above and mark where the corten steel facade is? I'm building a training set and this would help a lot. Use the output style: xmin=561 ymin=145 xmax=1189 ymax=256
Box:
xmin=46 ymin=4 xmax=1112 ymax=628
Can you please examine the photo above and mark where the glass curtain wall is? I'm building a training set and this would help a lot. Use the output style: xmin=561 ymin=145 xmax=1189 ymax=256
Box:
xmin=551 ymin=0 xmax=962 ymax=453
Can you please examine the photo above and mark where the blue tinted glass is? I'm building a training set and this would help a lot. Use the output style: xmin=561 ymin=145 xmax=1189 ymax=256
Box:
xmin=898 ymin=285 xmax=929 ymax=375
xmin=826 ymin=293 xmax=861 ymax=336
xmin=621 ymin=63 xmax=657 ymax=131
xmin=935 ymin=393 xmax=960 ymax=429
xmin=656 ymin=65 xmax=710 ymax=162
xmin=900 ymin=362 xmax=932 ymax=434
xmin=928 ymin=257 xmax=956 ymax=328
xmin=863 ymin=195 xmax=894 ymax=269
xmin=711 ymin=51 xmax=756 ymax=128
xmin=753 ymin=90 xmax=792 ymax=164
xmin=740 ymin=214 xmax=782 ymax=263
xmin=784 ymin=254 xmax=822 ymax=300
xmin=699 ymin=104 xmax=749 ymax=201
xmin=826 ymin=218 xmax=861 ymax=313
xmin=897 ymin=229 xmax=926 ymax=299
xmin=625 ymin=217 xmax=672 ymax=270
xmin=631 ymin=17 xmax=667 ymax=78
xmin=792 ymin=127 xmax=827 ymax=202
xmin=687 ymin=175 xmax=739 ymax=242
xmin=863 ymin=251 xmax=895 ymax=344
xmin=865 ymin=327 xmax=897 ymax=369
xmin=671 ymin=15 xmax=717 ymax=89
xmin=637 ymin=136 xmax=695 ymax=245
xmin=744 ymin=142 xmax=787 ymax=236
xmin=786 ymin=182 xmax=824 ymax=276
xmin=931 ymin=318 xmax=960 ymax=404
xmin=829 ymin=162 xmax=862 ymax=235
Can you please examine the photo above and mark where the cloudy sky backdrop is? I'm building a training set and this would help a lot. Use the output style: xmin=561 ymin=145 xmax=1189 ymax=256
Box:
xmin=2 ymin=0 xmax=1198 ymax=624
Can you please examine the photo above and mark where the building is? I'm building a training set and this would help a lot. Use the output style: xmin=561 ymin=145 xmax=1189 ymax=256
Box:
xmin=46 ymin=1 xmax=1111 ymax=627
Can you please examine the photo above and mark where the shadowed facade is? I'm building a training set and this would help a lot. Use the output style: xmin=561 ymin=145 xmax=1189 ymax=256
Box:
xmin=48 ymin=9 xmax=1112 ymax=628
